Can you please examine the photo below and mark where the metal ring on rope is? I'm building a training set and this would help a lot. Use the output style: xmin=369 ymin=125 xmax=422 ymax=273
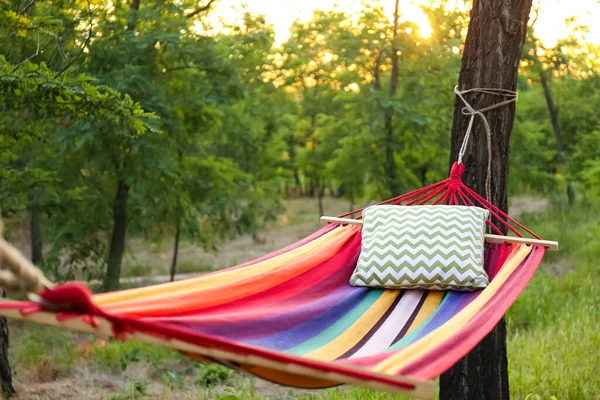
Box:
xmin=453 ymin=86 xmax=518 ymax=202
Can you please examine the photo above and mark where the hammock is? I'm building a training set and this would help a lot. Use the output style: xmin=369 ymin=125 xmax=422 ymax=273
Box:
xmin=0 ymin=163 xmax=554 ymax=399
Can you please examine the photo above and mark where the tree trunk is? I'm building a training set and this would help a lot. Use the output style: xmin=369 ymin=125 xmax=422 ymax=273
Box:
xmin=539 ymin=69 xmax=574 ymax=203
xmin=317 ymin=178 xmax=324 ymax=217
xmin=383 ymin=0 xmax=401 ymax=196
xmin=293 ymin=169 xmax=302 ymax=196
xmin=126 ymin=0 xmax=141 ymax=31
xmin=0 ymin=291 xmax=14 ymax=399
xmin=103 ymin=178 xmax=130 ymax=291
xmin=441 ymin=0 xmax=533 ymax=399
xmin=169 ymin=216 xmax=181 ymax=282
xmin=28 ymin=191 xmax=43 ymax=264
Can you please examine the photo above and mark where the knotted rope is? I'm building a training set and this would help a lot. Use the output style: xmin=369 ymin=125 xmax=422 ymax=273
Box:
xmin=454 ymin=86 xmax=518 ymax=201
xmin=0 ymin=220 xmax=54 ymax=293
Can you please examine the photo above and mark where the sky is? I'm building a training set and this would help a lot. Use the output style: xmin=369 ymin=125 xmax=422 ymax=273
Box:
xmin=206 ymin=0 xmax=600 ymax=48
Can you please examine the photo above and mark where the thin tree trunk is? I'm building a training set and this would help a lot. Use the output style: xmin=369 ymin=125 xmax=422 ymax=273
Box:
xmin=317 ymin=179 xmax=324 ymax=217
xmin=384 ymin=0 xmax=401 ymax=196
xmin=28 ymin=191 xmax=43 ymax=264
xmin=293 ymin=169 xmax=302 ymax=195
xmin=0 ymin=291 xmax=14 ymax=399
xmin=169 ymin=216 xmax=181 ymax=282
xmin=126 ymin=0 xmax=141 ymax=31
xmin=102 ymin=0 xmax=139 ymax=291
xmin=441 ymin=0 xmax=533 ymax=399
xmin=373 ymin=50 xmax=381 ymax=91
xmin=539 ymin=69 xmax=574 ymax=203
xmin=103 ymin=178 xmax=130 ymax=291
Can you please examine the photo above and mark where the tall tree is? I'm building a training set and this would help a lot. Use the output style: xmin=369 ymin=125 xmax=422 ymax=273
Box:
xmin=441 ymin=0 xmax=533 ymax=399
xmin=384 ymin=0 xmax=401 ymax=196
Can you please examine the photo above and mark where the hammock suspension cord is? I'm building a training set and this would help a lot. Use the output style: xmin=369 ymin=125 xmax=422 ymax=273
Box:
xmin=453 ymin=86 xmax=518 ymax=201
xmin=0 ymin=221 xmax=53 ymax=293
xmin=338 ymin=162 xmax=542 ymax=240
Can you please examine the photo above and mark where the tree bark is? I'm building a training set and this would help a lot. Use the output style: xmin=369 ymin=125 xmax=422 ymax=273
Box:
xmin=383 ymin=0 xmax=401 ymax=196
xmin=441 ymin=0 xmax=533 ymax=399
xmin=28 ymin=191 xmax=43 ymax=265
xmin=103 ymin=178 xmax=130 ymax=291
xmin=169 ymin=216 xmax=181 ymax=282
xmin=0 ymin=292 xmax=14 ymax=398
xmin=539 ymin=69 xmax=574 ymax=203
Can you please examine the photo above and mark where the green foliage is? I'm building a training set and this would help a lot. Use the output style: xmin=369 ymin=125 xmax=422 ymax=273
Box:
xmin=196 ymin=364 xmax=234 ymax=387
xmin=89 ymin=339 xmax=175 ymax=371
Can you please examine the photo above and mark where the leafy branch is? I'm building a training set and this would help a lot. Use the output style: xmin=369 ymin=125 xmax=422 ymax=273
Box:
xmin=185 ymin=0 xmax=217 ymax=19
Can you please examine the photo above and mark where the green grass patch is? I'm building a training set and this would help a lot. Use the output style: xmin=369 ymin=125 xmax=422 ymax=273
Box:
xmin=298 ymin=387 xmax=425 ymax=399
xmin=89 ymin=338 xmax=177 ymax=372
xmin=10 ymin=323 xmax=77 ymax=379
xmin=121 ymin=263 xmax=154 ymax=278
xmin=505 ymin=203 xmax=600 ymax=399
xmin=176 ymin=260 xmax=214 ymax=274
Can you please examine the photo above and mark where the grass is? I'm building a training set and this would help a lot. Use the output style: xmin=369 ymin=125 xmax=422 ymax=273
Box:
xmin=177 ymin=260 xmax=214 ymax=274
xmin=87 ymin=338 xmax=177 ymax=372
xmin=7 ymin=199 xmax=599 ymax=399
xmin=504 ymin=204 xmax=600 ymax=399
xmin=121 ymin=263 xmax=154 ymax=278
xmin=10 ymin=324 xmax=77 ymax=380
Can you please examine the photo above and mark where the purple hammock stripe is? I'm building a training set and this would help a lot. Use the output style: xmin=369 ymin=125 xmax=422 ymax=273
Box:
xmin=407 ymin=292 xmax=464 ymax=341
xmin=192 ymin=279 xmax=358 ymax=341
xmin=452 ymin=245 xmax=503 ymax=315
xmin=393 ymin=244 xmax=508 ymax=345
xmin=158 ymin=248 xmax=361 ymax=340
xmin=248 ymin=288 xmax=370 ymax=351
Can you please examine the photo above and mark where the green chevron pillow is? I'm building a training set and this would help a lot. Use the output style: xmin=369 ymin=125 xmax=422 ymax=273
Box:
xmin=350 ymin=205 xmax=490 ymax=291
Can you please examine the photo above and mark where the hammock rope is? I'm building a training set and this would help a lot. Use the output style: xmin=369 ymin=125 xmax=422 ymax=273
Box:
xmin=338 ymin=161 xmax=541 ymax=241
xmin=453 ymin=86 xmax=518 ymax=201
xmin=0 ymin=222 xmax=53 ymax=293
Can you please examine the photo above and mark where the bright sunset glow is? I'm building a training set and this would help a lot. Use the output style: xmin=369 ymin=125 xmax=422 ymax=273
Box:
xmin=206 ymin=0 xmax=600 ymax=48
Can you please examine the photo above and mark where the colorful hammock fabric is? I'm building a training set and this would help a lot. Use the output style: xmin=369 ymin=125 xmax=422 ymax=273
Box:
xmin=0 ymin=163 xmax=546 ymax=399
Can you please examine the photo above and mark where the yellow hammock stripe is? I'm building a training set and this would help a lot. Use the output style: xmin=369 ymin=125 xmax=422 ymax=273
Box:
xmin=374 ymin=244 xmax=532 ymax=374
xmin=306 ymin=290 xmax=400 ymax=361
xmin=405 ymin=292 xmax=444 ymax=335
xmin=96 ymin=225 xmax=357 ymax=306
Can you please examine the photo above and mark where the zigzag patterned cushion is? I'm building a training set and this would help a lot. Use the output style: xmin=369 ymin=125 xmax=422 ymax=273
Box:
xmin=350 ymin=205 xmax=490 ymax=291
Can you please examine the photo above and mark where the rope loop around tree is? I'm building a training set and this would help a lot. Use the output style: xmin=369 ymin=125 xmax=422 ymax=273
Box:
xmin=453 ymin=86 xmax=518 ymax=201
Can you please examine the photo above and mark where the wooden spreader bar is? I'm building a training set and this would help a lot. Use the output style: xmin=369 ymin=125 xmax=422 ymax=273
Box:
xmin=320 ymin=216 xmax=559 ymax=251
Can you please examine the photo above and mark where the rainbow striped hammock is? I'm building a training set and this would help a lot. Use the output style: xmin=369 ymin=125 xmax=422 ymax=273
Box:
xmin=0 ymin=163 xmax=549 ymax=399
